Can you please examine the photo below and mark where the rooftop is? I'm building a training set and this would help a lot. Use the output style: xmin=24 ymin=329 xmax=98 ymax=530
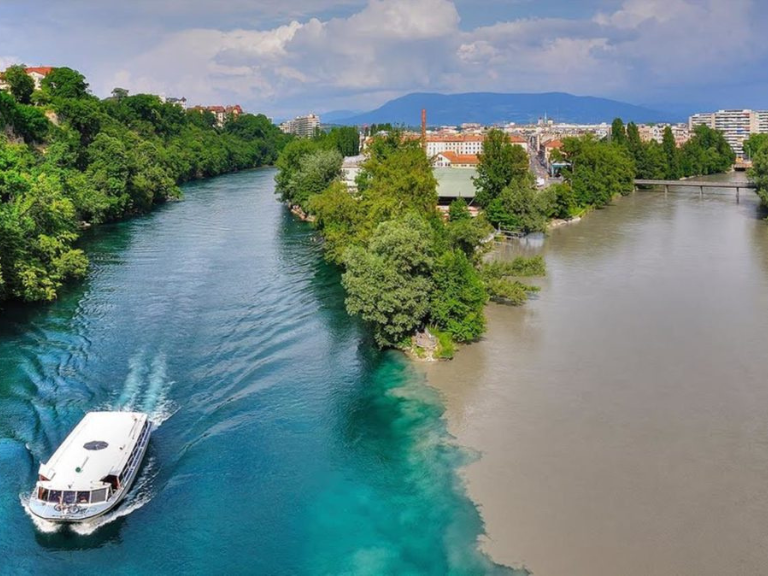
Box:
xmin=434 ymin=167 xmax=476 ymax=199
xmin=39 ymin=412 xmax=148 ymax=491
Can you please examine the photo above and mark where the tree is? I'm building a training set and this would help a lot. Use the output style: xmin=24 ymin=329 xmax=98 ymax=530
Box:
xmin=288 ymin=149 xmax=343 ymax=209
xmin=561 ymin=136 xmax=635 ymax=208
xmin=3 ymin=65 xmax=35 ymax=104
xmin=359 ymin=137 xmax=438 ymax=224
xmin=743 ymin=134 xmax=768 ymax=160
xmin=110 ymin=87 xmax=129 ymax=101
xmin=430 ymin=250 xmax=487 ymax=342
xmin=662 ymin=126 xmax=681 ymax=179
xmin=611 ymin=118 xmax=627 ymax=145
xmin=748 ymin=146 xmax=768 ymax=207
xmin=680 ymin=125 xmax=735 ymax=176
xmin=342 ymin=214 xmax=435 ymax=347
xmin=486 ymin=179 xmax=548 ymax=233
xmin=474 ymin=129 xmax=530 ymax=207
xmin=41 ymin=67 xmax=89 ymax=100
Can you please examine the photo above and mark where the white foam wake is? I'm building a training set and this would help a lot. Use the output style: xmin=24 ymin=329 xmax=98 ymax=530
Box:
xmin=20 ymin=493 xmax=61 ymax=534
xmin=70 ymin=455 xmax=159 ymax=536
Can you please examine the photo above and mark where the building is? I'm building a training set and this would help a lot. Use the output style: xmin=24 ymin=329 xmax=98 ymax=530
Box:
xmin=280 ymin=114 xmax=321 ymax=137
xmin=24 ymin=67 xmax=54 ymax=90
xmin=433 ymin=151 xmax=480 ymax=169
xmin=192 ymin=104 xmax=243 ymax=127
xmin=434 ymin=168 xmax=476 ymax=202
xmin=426 ymin=134 xmax=485 ymax=157
xmin=688 ymin=109 xmax=768 ymax=157
xmin=0 ymin=66 xmax=54 ymax=92
xmin=341 ymin=155 xmax=365 ymax=191
xmin=637 ymin=123 xmax=690 ymax=146
xmin=166 ymin=97 xmax=187 ymax=109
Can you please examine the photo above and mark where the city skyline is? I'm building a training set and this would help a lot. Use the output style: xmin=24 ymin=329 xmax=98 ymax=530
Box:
xmin=0 ymin=0 xmax=766 ymax=118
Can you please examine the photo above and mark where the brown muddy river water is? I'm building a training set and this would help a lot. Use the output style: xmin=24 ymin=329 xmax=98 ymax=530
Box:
xmin=426 ymin=174 xmax=768 ymax=576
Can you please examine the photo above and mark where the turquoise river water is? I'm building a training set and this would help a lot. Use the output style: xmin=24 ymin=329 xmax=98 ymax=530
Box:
xmin=0 ymin=169 xmax=519 ymax=575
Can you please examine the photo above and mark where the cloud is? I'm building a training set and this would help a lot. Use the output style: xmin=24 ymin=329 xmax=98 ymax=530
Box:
xmin=2 ymin=0 xmax=765 ymax=115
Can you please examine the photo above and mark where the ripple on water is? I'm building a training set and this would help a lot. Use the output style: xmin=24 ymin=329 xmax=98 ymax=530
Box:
xmin=0 ymin=170 xmax=521 ymax=575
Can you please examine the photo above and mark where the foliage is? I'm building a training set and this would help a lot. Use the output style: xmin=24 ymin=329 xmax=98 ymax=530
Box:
xmin=3 ymin=65 xmax=35 ymax=104
xmin=744 ymin=134 xmax=768 ymax=160
xmin=560 ymin=135 xmax=635 ymax=208
xmin=41 ymin=67 xmax=89 ymax=100
xmin=430 ymin=327 xmax=456 ymax=360
xmin=474 ymin=129 xmax=530 ymax=207
xmin=275 ymin=129 xmax=545 ymax=351
xmin=314 ymin=126 xmax=360 ymax=157
xmin=0 ymin=67 xmax=289 ymax=305
xmin=486 ymin=179 xmax=548 ymax=233
xmin=538 ymin=183 xmax=576 ymax=220
xmin=482 ymin=256 xmax=546 ymax=278
xmin=662 ymin=126 xmax=681 ymax=180
xmin=308 ymin=181 xmax=367 ymax=264
xmin=479 ymin=260 xmax=542 ymax=306
xmin=342 ymin=214 xmax=435 ymax=348
xmin=749 ymin=146 xmax=768 ymax=207
xmin=430 ymin=249 xmax=487 ymax=342
xmin=679 ymin=125 xmax=735 ymax=176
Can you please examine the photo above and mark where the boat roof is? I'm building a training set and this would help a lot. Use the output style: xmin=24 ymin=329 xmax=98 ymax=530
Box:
xmin=38 ymin=412 xmax=148 ymax=491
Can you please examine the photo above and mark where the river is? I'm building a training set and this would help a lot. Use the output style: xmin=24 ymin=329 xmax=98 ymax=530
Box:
xmin=425 ymin=173 xmax=768 ymax=576
xmin=0 ymin=169 xmax=517 ymax=575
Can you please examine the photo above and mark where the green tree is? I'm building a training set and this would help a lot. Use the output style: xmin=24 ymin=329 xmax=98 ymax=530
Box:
xmin=474 ymin=129 xmax=530 ymax=207
xmin=748 ymin=146 xmax=768 ymax=207
xmin=561 ymin=136 xmax=635 ymax=208
xmin=288 ymin=149 xmax=343 ymax=209
xmin=486 ymin=179 xmax=547 ymax=233
xmin=41 ymin=67 xmax=89 ymax=100
xmin=3 ymin=65 xmax=35 ymax=104
xmin=430 ymin=250 xmax=487 ymax=342
xmin=743 ymin=134 xmax=768 ymax=159
xmin=611 ymin=118 xmax=627 ymax=145
xmin=680 ymin=125 xmax=735 ymax=176
xmin=342 ymin=214 xmax=435 ymax=347
xmin=662 ymin=126 xmax=681 ymax=179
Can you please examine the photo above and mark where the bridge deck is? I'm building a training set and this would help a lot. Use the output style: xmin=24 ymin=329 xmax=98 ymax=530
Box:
xmin=634 ymin=179 xmax=756 ymax=189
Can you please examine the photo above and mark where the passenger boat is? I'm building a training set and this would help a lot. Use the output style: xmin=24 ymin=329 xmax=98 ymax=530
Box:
xmin=28 ymin=411 xmax=151 ymax=523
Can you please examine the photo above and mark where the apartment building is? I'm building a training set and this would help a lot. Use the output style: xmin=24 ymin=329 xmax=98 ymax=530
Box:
xmin=689 ymin=109 xmax=768 ymax=157
xmin=280 ymin=114 xmax=321 ymax=137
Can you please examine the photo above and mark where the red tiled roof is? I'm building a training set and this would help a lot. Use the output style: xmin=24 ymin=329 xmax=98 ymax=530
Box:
xmin=438 ymin=151 xmax=480 ymax=165
xmin=509 ymin=135 xmax=526 ymax=143
xmin=544 ymin=139 xmax=563 ymax=148
xmin=25 ymin=67 xmax=54 ymax=76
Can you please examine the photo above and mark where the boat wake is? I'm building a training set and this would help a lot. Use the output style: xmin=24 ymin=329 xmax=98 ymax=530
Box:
xmin=69 ymin=456 xmax=158 ymax=536
xmin=23 ymin=349 xmax=174 ymax=536
xmin=114 ymin=350 xmax=177 ymax=426
xmin=20 ymin=494 xmax=61 ymax=534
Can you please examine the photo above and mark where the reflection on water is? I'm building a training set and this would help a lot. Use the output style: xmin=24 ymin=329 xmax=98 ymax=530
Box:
xmin=427 ymin=175 xmax=768 ymax=576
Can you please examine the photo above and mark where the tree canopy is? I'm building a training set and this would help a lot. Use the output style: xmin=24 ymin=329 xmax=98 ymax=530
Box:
xmin=0 ymin=67 xmax=290 ymax=305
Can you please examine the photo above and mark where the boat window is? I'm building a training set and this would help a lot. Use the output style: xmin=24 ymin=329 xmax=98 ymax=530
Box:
xmin=91 ymin=488 xmax=108 ymax=503
xmin=62 ymin=491 xmax=76 ymax=504
xmin=47 ymin=490 xmax=61 ymax=503
xmin=38 ymin=488 xmax=49 ymax=501
xmin=77 ymin=491 xmax=90 ymax=504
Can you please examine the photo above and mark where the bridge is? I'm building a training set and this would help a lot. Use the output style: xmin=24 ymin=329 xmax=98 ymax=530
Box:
xmin=634 ymin=179 xmax=757 ymax=202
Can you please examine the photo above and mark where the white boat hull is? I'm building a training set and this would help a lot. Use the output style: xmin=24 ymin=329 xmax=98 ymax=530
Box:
xmin=29 ymin=422 xmax=151 ymax=524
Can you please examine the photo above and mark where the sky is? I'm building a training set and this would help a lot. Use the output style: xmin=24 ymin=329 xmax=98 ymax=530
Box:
xmin=0 ymin=0 xmax=765 ymax=119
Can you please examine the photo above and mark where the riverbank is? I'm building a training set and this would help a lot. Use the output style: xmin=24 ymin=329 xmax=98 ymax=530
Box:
xmin=421 ymin=184 xmax=768 ymax=576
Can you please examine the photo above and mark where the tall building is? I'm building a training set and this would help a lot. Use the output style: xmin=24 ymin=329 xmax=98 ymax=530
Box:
xmin=280 ymin=114 xmax=321 ymax=137
xmin=689 ymin=109 xmax=768 ymax=157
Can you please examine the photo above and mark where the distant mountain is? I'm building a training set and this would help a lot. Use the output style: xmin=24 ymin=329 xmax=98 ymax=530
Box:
xmin=321 ymin=109 xmax=364 ymax=124
xmin=334 ymin=92 xmax=677 ymax=126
